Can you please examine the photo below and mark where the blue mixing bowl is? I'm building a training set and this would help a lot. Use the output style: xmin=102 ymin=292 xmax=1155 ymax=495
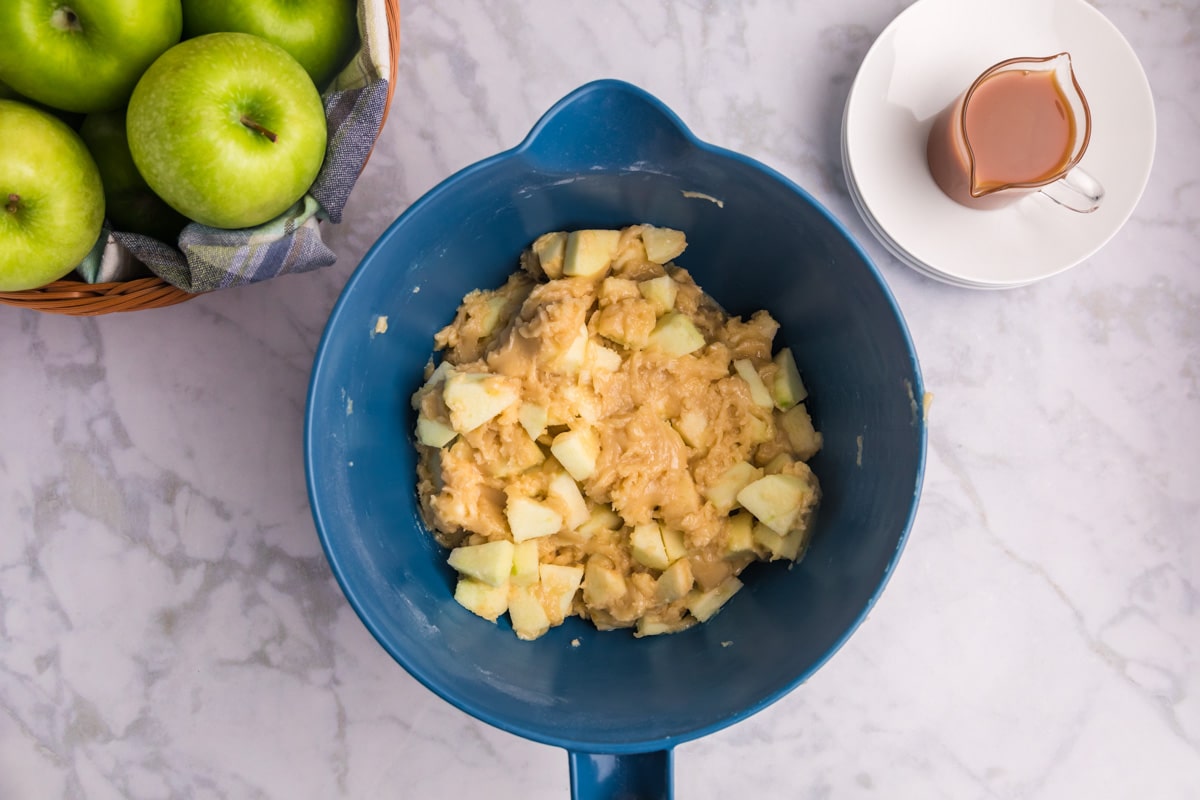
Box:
xmin=305 ymin=80 xmax=926 ymax=799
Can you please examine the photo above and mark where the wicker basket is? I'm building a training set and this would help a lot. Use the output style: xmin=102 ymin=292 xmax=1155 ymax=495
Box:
xmin=0 ymin=0 xmax=400 ymax=317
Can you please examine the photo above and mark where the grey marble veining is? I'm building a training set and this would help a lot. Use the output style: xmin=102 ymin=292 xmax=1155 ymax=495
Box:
xmin=2 ymin=1 xmax=1198 ymax=797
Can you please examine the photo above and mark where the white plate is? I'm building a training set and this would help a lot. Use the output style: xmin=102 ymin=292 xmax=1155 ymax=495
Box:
xmin=842 ymin=0 xmax=1156 ymax=287
xmin=841 ymin=130 xmax=1026 ymax=289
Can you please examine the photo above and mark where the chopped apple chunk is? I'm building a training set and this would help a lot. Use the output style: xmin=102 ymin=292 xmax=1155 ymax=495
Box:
xmin=736 ymin=474 xmax=813 ymax=535
xmin=508 ymin=586 xmax=551 ymax=640
xmin=772 ymin=348 xmax=808 ymax=410
xmin=454 ymin=578 xmax=509 ymax=622
xmin=583 ymin=558 xmax=627 ymax=606
xmin=447 ymin=540 xmax=515 ymax=587
xmin=415 ymin=415 xmax=457 ymax=448
xmin=661 ymin=528 xmax=688 ymax=564
xmin=638 ymin=275 xmax=678 ymax=315
xmin=532 ymin=231 xmax=568 ymax=278
xmin=630 ymin=522 xmax=670 ymax=570
xmin=577 ymin=505 xmax=623 ymax=539
xmin=506 ymin=496 xmax=564 ymax=542
xmin=778 ymin=403 xmax=822 ymax=460
xmin=641 ymin=226 xmax=687 ymax=264
xmin=550 ymin=428 xmax=599 ymax=482
xmin=510 ymin=540 xmax=540 ymax=586
xmin=724 ymin=512 xmax=756 ymax=556
xmin=443 ymin=372 xmax=520 ymax=433
xmin=518 ymin=403 xmax=548 ymax=441
xmin=647 ymin=312 xmax=706 ymax=357
xmin=752 ymin=521 xmax=806 ymax=561
xmin=563 ymin=229 xmax=621 ymax=277
xmin=673 ymin=408 xmax=711 ymax=449
xmin=733 ymin=359 xmax=774 ymax=408
xmin=685 ymin=576 xmax=743 ymax=622
xmin=547 ymin=472 xmax=590 ymax=530
xmin=655 ymin=558 xmax=694 ymax=603
xmin=540 ymin=563 xmax=584 ymax=621
xmin=703 ymin=460 xmax=763 ymax=513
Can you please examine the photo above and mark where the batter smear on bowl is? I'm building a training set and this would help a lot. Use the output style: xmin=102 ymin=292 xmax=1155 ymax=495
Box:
xmin=411 ymin=225 xmax=822 ymax=640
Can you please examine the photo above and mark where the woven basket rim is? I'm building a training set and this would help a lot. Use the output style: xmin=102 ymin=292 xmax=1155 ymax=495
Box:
xmin=0 ymin=0 xmax=401 ymax=318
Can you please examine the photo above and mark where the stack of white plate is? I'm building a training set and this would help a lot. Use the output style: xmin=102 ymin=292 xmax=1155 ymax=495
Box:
xmin=841 ymin=0 xmax=1156 ymax=289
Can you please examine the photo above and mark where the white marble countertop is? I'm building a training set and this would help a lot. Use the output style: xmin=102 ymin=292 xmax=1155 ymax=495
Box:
xmin=2 ymin=1 xmax=1198 ymax=797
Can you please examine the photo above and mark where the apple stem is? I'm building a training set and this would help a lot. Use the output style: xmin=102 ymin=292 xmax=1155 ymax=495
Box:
xmin=240 ymin=116 xmax=278 ymax=144
xmin=5 ymin=194 xmax=18 ymax=215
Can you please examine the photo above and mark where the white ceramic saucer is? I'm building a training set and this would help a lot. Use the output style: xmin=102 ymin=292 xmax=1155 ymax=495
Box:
xmin=842 ymin=0 xmax=1156 ymax=288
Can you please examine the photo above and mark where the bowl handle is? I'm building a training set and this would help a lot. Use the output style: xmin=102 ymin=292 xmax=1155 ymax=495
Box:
xmin=568 ymin=749 xmax=673 ymax=800
xmin=518 ymin=80 xmax=696 ymax=171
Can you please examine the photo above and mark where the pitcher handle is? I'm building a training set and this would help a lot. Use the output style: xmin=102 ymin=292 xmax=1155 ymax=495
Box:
xmin=568 ymin=749 xmax=673 ymax=800
xmin=1038 ymin=166 xmax=1104 ymax=213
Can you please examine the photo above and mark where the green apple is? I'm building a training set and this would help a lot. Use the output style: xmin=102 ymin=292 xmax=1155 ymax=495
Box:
xmin=0 ymin=79 xmax=18 ymax=100
xmin=79 ymin=110 xmax=188 ymax=242
xmin=0 ymin=100 xmax=104 ymax=292
xmin=127 ymin=33 xmax=328 ymax=230
xmin=181 ymin=0 xmax=358 ymax=91
xmin=0 ymin=0 xmax=182 ymax=113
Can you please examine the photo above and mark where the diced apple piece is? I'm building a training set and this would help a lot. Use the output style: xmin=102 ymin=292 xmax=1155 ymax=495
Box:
xmin=638 ymin=275 xmax=678 ymax=315
xmin=635 ymin=618 xmax=678 ymax=637
xmin=508 ymin=585 xmax=551 ymax=640
xmin=447 ymin=540 xmax=515 ymax=587
xmin=550 ymin=428 xmax=599 ymax=482
xmin=475 ymin=296 xmax=510 ymax=337
xmin=778 ymin=403 xmax=822 ymax=460
xmin=551 ymin=323 xmax=590 ymax=375
xmin=733 ymin=359 xmax=774 ymax=408
xmin=724 ymin=511 xmax=756 ymax=556
xmin=661 ymin=527 xmax=688 ymax=564
xmin=736 ymin=474 xmax=812 ymax=535
xmin=540 ymin=563 xmax=584 ymax=621
xmin=743 ymin=414 xmax=773 ymax=445
xmin=518 ymin=403 xmax=548 ymax=442
xmin=454 ymin=578 xmax=509 ymax=622
xmin=510 ymin=540 xmax=540 ymax=586
xmin=563 ymin=229 xmax=621 ymax=277
xmin=589 ymin=343 xmax=623 ymax=373
xmin=752 ymin=521 xmax=806 ymax=561
xmin=506 ymin=496 xmax=564 ymax=542
xmin=647 ymin=312 xmax=706 ymax=357
xmin=423 ymin=360 xmax=455 ymax=388
xmin=673 ymin=409 xmax=711 ymax=449
xmin=415 ymin=415 xmax=457 ymax=448
xmin=630 ymin=522 xmax=670 ymax=570
xmin=547 ymin=472 xmax=590 ymax=530
xmin=583 ymin=558 xmax=627 ymax=606
xmin=763 ymin=453 xmax=794 ymax=475
xmin=685 ymin=576 xmax=743 ymax=623
xmin=443 ymin=372 xmax=520 ymax=433
xmin=772 ymin=348 xmax=808 ymax=410
xmin=655 ymin=558 xmax=694 ymax=603
xmin=532 ymin=231 xmax=568 ymax=278
xmin=577 ymin=505 xmax=623 ymax=539
xmin=641 ymin=226 xmax=687 ymax=264
xmin=703 ymin=460 xmax=763 ymax=513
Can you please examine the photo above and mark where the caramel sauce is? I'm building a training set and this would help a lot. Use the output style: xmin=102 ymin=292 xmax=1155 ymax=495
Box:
xmin=964 ymin=69 xmax=1075 ymax=191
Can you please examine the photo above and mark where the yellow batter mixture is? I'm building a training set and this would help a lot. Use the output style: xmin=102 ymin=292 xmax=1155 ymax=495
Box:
xmin=411 ymin=225 xmax=821 ymax=639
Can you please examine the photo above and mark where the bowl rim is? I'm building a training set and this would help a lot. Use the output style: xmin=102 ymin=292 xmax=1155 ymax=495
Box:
xmin=305 ymin=78 xmax=928 ymax=754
